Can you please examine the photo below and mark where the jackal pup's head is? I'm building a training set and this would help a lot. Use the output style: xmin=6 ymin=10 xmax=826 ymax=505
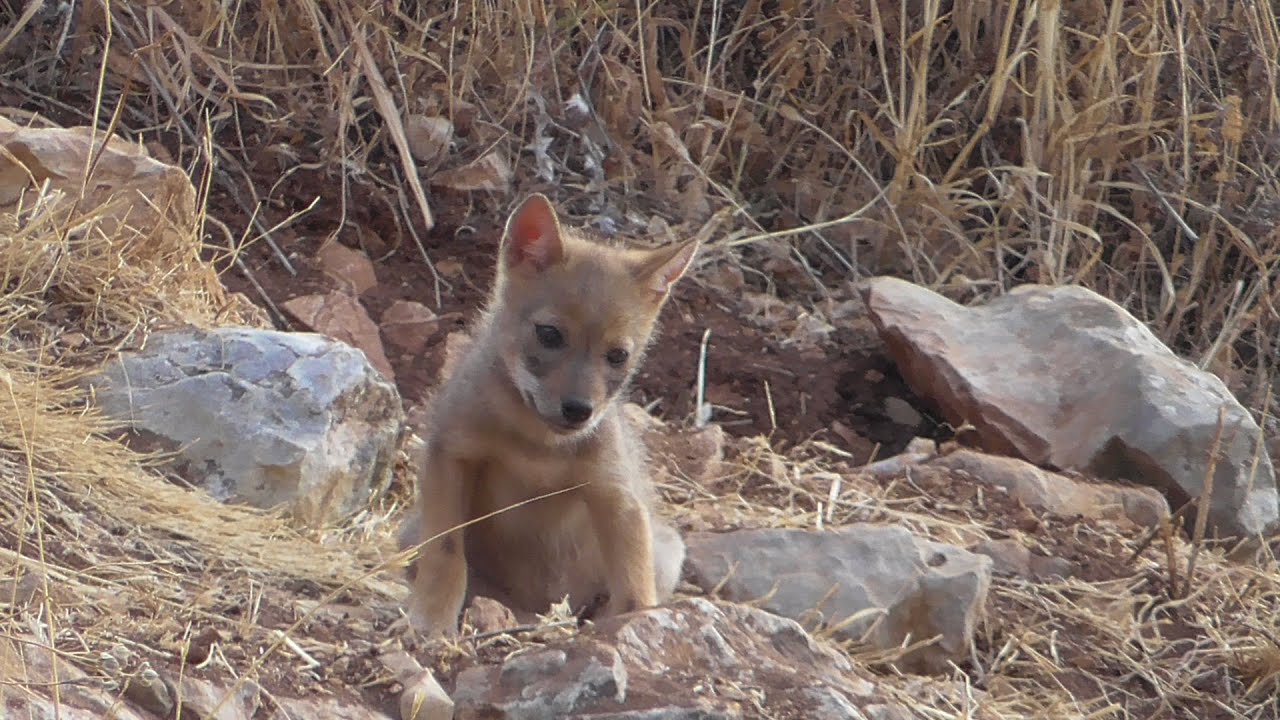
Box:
xmin=489 ymin=193 xmax=699 ymax=438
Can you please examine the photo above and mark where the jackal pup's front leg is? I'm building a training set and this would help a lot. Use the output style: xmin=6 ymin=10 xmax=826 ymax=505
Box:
xmin=409 ymin=448 xmax=469 ymax=637
xmin=583 ymin=480 xmax=659 ymax=616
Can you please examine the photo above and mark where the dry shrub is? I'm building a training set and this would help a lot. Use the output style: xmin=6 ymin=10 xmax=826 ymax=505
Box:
xmin=707 ymin=437 xmax=1280 ymax=718
xmin=0 ymin=116 xmax=242 ymax=357
xmin=0 ymin=117 xmax=402 ymax=709
xmin=6 ymin=0 xmax=1275 ymax=394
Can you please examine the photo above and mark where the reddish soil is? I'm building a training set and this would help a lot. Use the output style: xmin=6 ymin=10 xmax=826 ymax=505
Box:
xmin=214 ymin=166 xmax=944 ymax=461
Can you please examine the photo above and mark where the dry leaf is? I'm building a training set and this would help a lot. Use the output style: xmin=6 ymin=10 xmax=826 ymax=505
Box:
xmin=405 ymin=114 xmax=453 ymax=165
xmin=430 ymin=151 xmax=512 ymax=192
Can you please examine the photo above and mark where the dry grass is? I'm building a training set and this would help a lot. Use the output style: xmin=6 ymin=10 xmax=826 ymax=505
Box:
xmin=2 ymin=0 xmax=1280 ymax=718
xmin=666 ymin=436 xmax=1280 ymax=718
xmin=0 ymin=117 xmax=407 ymax=715
xmin=6 ymin=1 xmax=1277 ymax=383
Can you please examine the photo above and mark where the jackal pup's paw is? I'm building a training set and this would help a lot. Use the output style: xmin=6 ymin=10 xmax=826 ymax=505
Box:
xmin=407 ymin=602 xmax=462 ymax=640
xmin=406 ymin=582 xmax=465 ymax=639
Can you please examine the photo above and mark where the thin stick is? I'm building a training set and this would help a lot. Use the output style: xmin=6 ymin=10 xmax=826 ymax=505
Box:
xmin=694 ymin=328 xmax=712 ymax=428
xmin=1183 ymin=406 xmax=1226 ymax=598
xmin=1125 ymin=501 xmax=1193 ymax=566
xmin=349 ymin=18 xmax=436 ymax=240
xmin=271 ymin=630 xmax=321 ymax=670
xmin=464 ymin=619 xmax=577 ymax=643
xmin=764 ymin=379 xmax=777 ymax=435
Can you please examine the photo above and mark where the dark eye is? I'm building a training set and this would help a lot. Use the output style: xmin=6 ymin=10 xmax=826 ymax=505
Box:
xmin=605 ymin=348 xmax=629 ymax=367
xmin=535 ymin=324 xmax=564 ymax=349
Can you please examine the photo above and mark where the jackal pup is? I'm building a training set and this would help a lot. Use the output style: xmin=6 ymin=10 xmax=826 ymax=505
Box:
xmin=402 ymin=193 xmax=698 ymax=636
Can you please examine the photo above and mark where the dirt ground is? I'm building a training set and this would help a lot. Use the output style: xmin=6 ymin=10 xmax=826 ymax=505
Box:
xmin=215 ymin=168 xmax=948 ymax=463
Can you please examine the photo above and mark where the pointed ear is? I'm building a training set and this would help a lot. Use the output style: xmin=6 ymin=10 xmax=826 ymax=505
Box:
xmin=633 ymin=239 xmax=700 ymax=298
xmin=501 ymin=193 xmax=564 ymax=271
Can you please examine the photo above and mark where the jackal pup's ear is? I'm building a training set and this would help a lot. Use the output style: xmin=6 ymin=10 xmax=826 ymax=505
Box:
xmin=633 ymin=239 xmax=700 ymax=299
xmin=502 ymin=193 xmax=564 ymax=271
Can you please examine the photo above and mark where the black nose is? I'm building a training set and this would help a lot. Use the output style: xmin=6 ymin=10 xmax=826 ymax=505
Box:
xmin=560 ymin=399 xmax=593 ymax=425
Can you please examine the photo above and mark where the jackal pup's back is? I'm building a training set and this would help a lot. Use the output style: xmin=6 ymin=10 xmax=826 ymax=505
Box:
xmin=403 ymin=193 xmax=698 ymax=636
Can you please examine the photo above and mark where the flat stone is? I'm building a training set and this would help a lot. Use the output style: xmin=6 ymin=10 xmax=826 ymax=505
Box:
xmin=685 ymin=525 xmax=992 ymax=674
xmin=285 ymin=291 xmax=395 ymax=381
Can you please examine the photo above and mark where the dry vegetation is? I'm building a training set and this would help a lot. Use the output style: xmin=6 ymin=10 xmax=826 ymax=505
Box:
xmin=2 ymin=0 xmax=1280 ymax=718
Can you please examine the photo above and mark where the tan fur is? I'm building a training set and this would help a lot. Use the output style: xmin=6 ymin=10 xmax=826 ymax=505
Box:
xmin=401 ymin=193 xmax=698 ymax=636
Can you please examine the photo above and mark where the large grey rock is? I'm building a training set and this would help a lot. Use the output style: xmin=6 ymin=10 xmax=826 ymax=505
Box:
xmin=685 ymin=525 xmax=992 ymax=674
xmin=451 ymin=599 xmax=935 ymax=719
xmin=862 ymin=277 xmax=1278 ymax=540
xmin=89 ymin=326 xmax=404 ymax=525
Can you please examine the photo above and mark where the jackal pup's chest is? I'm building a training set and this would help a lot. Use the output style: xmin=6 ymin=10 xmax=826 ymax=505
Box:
xmin=471 ymin=448 xmax=593 ymax=502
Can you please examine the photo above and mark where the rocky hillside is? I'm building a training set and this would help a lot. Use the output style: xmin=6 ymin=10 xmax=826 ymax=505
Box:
xmin=2 ymin=2 xmax=1279 ymax=719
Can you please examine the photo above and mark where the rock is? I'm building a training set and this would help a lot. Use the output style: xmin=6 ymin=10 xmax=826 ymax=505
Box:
xmin=684 ymin=525 xmax=992 ymax=674
xmin=854 ymin=439 xmax=937 ymax=479
xmin=929 ymin=449 xmax=1169 ymax=528
xmin=378 ymin=648 xmax=455 ymax=717
xmin=862 ymin=277 xmax=1279 ymax=540
xmin=453 ymin=647 xmax=627 ymax=720
xmin=123 ymin=666 xmax=173 ymax=717
xmin=285 ymin=291 xmax=396 ymax=381
xmin=88 ymin=326 xmax=403 ymax=525
xmin=269 ymin=697 xmax=395 ymax=720
xmin=380 ymin=650 xmax=454 ymax=720
xmin=430 ymin=151 xmax=512 ymax=193
xmin=317 ymin=241 xmax=378 ymax=295
xmin=865 ymin=704 xmax=913 ymax=720
xmin=3 ymin=637 xmax=150 ymax=720
xmin=176 ymin=677 xmax=261 ymax=720
xmin=401 ymin=670 xmax=454 ymax=720
xmin=624 ymin=403 xmax=726 ymax=485
xmin=971 ymin=538 xmax=1035 ymax=577
xmin=804 ymin=686 xmax=864 ymax=719
xmin=0 ymin=568 xmax=54 ymax=609
xmin=3 ymin=692 xmax=149 ymax=720
xmin=904 ymin=436 xmax=938 ymax=455
xmin=465 ymin=595 xmax=518 ymax=635
xmin=498 ymin=649 xmax=570 ymax=687
xmin=883 ymin=397 xmax=923 ymax=427
xmin=0 ymin=116 xmax=193 ymax=245
xmin=380 ymin=649 xmax=425 ymax=682
xmin=972 ymin=538 xmax=1078 ymax=579
xmin=381 ymin=300 xmax=439 ymax=355
xmin=186 ymin=626 xmax=225 ymax=666
xmin=451 ymin=599 xmax=925 ymax=719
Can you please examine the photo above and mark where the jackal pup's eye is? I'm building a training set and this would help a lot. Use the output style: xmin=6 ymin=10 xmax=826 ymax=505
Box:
xmin=605 ymin=348 xmax=629 ymax=367
xmin=535 ymin=324 xmax=564 ymax=349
